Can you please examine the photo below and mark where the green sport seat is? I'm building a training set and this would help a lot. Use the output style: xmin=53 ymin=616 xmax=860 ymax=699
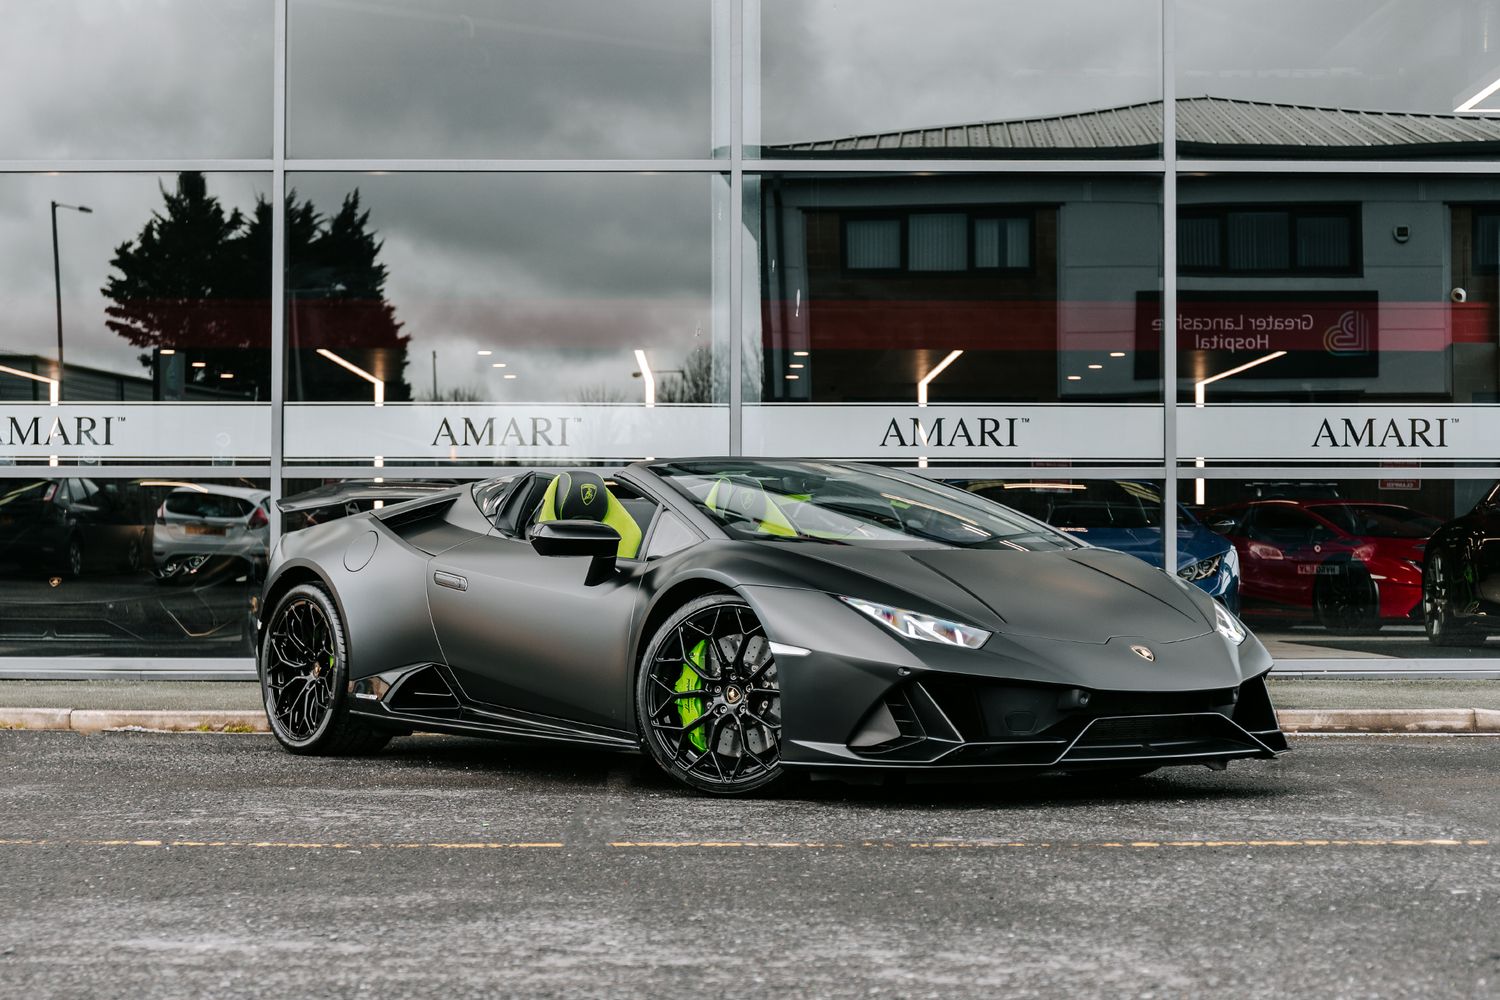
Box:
xmin=704 ymin=477 xmax=796 ymax=537
xmin=535 ymin=471 xmax=643 ymax=559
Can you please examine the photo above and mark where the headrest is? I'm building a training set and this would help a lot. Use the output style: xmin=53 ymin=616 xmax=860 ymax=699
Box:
xmin=554 ymin=471 xmax=610 ymax=522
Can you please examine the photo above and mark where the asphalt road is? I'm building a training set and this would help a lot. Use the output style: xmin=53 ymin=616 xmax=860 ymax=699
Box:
xmin=1 ymin=732 xmax=1497 ymax=1000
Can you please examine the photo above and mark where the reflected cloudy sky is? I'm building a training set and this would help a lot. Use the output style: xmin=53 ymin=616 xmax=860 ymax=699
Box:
xmin=1177 ymin=0 xmax=1500 ymax=114
xmin=288 ymin=0 xmax=714 ymax=158
xmin=756 ymin=0 xmax=1160 ymax=147
xmin=0 ymin=0 xmax=271 ymax=159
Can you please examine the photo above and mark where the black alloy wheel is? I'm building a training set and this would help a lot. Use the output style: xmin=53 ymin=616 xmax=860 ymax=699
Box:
xmin=1314 ymin=558 xmax=1381 ymax=634
xmin=1424 ymin=549 xmax=1482 ymax=647
xmin=259 ymin=583 xmax=390 ymax=755
xmin=637 ymin=593 xmax=784 ymax=796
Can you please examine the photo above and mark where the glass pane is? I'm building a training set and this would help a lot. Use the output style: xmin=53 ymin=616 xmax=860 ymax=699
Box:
xmin=755 ymin=0 xmax=1162 ymax=159
xmin=0 ymin=476 xmax=268 ymax=658
xmin=1226 ymin=212 xmax=1290 ymax=271
xmin=1176 ymin=175 xmax=1500 ymax=414
xmin=1178 ymin=215 xmax=1221 ymax=270
xmin=0 ymin=172 xmax=271 ymax=465
xmin=1185 ymin=476 xmax=1500 ymax=660
xmin=846 ymin=220 xmax=901 ymax=269
xmin=288 ymin=0 xmax=716 ymax=159
xmin=908 ymin=214 xmax=968 ymax=272
xmin=1296 ymin=216 xmax=1352 ymax=269
xmin=0 ymin=1 xmax=272 ymax=159
xmin=284 ymin=172 xmax=726 ymax=466
xmin=744 ymin=173 xmax=1163 ymax=465
xmin=1177 ymin=0 xmax=1500 ymax=159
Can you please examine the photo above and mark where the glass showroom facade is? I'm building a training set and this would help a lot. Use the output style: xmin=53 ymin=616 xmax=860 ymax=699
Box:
xmin=3 ymin=0 xmax=1500 ymax=673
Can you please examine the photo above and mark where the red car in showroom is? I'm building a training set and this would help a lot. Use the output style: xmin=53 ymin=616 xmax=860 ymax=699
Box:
xmin=1202 ymin=500 xmax=1440 ymax=632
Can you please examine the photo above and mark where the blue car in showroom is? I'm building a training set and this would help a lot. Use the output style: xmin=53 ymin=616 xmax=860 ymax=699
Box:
xmin=954 ymin=480 xmax=1239 ymax=612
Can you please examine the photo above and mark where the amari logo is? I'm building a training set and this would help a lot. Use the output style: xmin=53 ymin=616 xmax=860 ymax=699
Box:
xmin=1323 ymin=309 xmax=1370 ymax=356
xmin=1 ymin=414 xmax=117 ymax=448
xmin=1311 ymin=417 xmax=1451 ymax=449
xmin=880 ymin=416 xmax=1021 ymax=449
xmin=431 ymin=415 xmax=578 ymax=448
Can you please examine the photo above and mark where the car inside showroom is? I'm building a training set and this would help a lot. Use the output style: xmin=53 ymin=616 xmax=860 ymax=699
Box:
xmin=2 ymin=0 xmax=1500 ymax=678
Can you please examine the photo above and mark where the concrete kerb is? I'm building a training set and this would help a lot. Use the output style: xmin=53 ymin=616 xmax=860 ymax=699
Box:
xmin=1 ymin=709 xmax=268 ymax=733
xmin=1 ymin=707 xmax=1498 ymax=735
xmin=1278 ymin=708 xmax=1500 ymax=734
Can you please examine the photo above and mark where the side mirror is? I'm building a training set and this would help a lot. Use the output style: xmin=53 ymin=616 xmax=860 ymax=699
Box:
xmin=1208 ymin=518 xmax=1237 ymax=534
xmin=529 ymin=519 xmax=619 ymax=557
xmin=529 ymin=520 xmax=619 ymax=584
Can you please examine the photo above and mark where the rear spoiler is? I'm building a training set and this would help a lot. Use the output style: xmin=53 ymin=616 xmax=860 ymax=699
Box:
xmin=277 ymin=480 xmax=455 ymax=517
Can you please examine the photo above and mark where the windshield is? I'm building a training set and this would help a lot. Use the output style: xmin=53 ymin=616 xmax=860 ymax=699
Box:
xmin=1307 ymin=503 xmax=1442 ymax=539
xmin=652 ymin=460 xmax=1080 ymax=551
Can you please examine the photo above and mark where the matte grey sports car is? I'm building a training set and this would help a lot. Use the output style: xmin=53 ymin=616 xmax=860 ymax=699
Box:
xmin=257 ymin=459 xmax=1287 ymax=796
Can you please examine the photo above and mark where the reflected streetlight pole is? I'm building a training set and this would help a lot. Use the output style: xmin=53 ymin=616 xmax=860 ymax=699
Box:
xmin=51 ymin=201 xmax=93 ymax=400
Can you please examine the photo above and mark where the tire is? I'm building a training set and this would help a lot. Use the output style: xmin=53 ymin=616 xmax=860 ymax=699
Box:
xmin=1424 ymin=549 xmax=1483 ymax=648
xmin=1314 ymin=558 xmax=1381 ymax=635
xmin=636 ymin=593 xmax=785 ymax=797
xmin=59 ymin=535 xmax=83 ymax=578
xmin=259 ymin=583 xmax=390 ymax=755
xmin=123 ymin=532 xmax=144 ymax=573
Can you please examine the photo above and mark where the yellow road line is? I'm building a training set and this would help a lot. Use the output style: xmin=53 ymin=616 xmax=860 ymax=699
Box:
xmin=0 ymin=837 xmax=1488 ymax=851
xmin=0 ymin=838 xmax=562 ymax=850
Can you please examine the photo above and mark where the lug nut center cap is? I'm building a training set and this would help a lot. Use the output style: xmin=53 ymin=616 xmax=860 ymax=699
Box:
xmin=725 ymin=686 xmax=743 ymax=704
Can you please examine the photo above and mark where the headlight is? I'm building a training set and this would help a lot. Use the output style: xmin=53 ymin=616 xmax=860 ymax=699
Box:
xmin=1214 ymin=601 xmax=1246 ymax=645
xmin=1178 ymin=553 xmax=1223 ymax=582
xmin=838 ymin=596 xmax=991 ymax=649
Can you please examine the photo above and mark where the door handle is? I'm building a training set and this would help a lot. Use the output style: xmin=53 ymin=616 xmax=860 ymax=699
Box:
xmin=433 ymin=571 xmax=468 ymax=592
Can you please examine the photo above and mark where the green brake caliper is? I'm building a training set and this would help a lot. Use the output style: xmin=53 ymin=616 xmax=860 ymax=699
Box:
xmin=676 ymin=639 xmax=709 ymax=752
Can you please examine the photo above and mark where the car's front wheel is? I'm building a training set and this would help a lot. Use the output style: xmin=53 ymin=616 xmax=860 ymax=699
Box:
xmin=259 ymin=583 xmax=390 ymax=755
xmin=637 ymin=593 xmax=784 ymax=796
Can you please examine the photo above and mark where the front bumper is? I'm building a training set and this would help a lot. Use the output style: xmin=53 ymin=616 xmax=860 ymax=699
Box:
xmin=743 ymin=586 xmax=1286 ymax=775
xmin=789 ymin=670 xmax=1285 ymax=772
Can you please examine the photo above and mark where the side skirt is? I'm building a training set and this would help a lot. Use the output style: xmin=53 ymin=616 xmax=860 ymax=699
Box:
xmin=349 ymin=661 xmax=640 ymax=752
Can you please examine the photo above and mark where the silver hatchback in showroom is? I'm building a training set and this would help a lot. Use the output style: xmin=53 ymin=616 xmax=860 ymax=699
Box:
xmin=152 ymin=484 xmax=272 ymax=584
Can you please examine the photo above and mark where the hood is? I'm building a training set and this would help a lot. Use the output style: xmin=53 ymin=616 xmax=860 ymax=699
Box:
xmin=789 ymin=544 xmax=1213 ymax=645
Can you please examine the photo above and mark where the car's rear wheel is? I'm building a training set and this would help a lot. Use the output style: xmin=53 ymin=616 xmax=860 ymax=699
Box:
xmin=637 ymin=593 xmax=784 ymax=796
xmin=259 ymin=583 xmax=390 ymax=755
xmin=1314 ymin=558 xmax=1381 ymax=634
xmin=58 ymin=535 xmax=83 ymax=578
xmin=1424 ymin=549 xmax=1483 ymax=647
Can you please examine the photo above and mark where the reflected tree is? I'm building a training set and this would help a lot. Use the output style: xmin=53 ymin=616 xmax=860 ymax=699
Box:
xmin=102 ymin=172 xmax=265 ymax=397
xmin=102 ymin=172 xmax=411 ymax=402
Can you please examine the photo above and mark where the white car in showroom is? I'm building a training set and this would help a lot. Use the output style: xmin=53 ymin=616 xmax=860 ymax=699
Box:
xmin=152 ymin=484 xmax=272 ymax=584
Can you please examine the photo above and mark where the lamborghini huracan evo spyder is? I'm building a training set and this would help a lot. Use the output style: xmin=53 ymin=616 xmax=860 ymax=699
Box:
xmin=256 ymin=460 xmax=1287 ymax=796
